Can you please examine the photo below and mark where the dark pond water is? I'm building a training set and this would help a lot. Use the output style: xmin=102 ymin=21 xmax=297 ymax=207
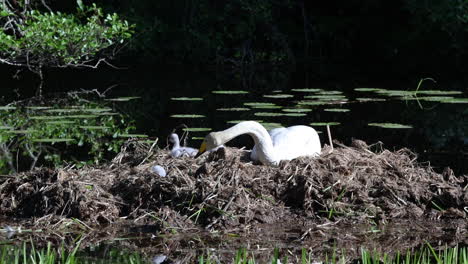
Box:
xmin=2 ymin=66 xmax=467 ymax=261
xmin=70 ymin=67 xmax=467 ymax=175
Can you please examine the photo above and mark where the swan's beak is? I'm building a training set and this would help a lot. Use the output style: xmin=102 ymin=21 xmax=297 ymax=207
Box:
xmin=195 ymin=141 xmax=207 ymax=158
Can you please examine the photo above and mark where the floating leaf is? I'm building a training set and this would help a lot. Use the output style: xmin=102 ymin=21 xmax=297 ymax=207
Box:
xmin=183 ymin=128 xmax=212 ymax=132
xmin=291 ymin=88 xmax=322 ymax=92
xmin=212 ymin=90 xmax=248 ymax=94
xmin=297 ymin=101 xmax=329 ymax=106
xmin=354 ymin=88 xmax=383 ymax=92
xmin=81 ymin=108 xmax=113 ymax=113
xmin=263 ymin=94 xmax=294 ymax=99
xmin=0 ymin=106 xmax=16 ymax=110
xmin=7 ymin=129 xmax=37 ymax=134
xmin=80 ymin=126 xmax=110 ymax=129
xmin=191 ymin=137 xmax=205 ymax=140
xmin=216 ymin=108 xmax=250 ymax=111
xmin=324 ymin=108 xmax=350 ymax=112
xmin=441 ymin=98 xmax=468 ymax=104
xmin=356 ymin=98 xmax=386 ymax=102
xmin=26 ymin=106 xmax=52 ymax=110
xmin=418 ymin=96 xmax=454 ymax=101
xmin=227 ymin=120 xmax=263 ymax=124
xmin=416 ymin=90 xmax=462 ymax=95
xmin=45 ymin=108 xmax=84 ymax=113
xmin=170 ymin=97 xmax=203 ymax=101
xmin=317 ymin=90 xmax=343 ymax=95
xmin=0 ymin=126 xmax=13 ymax=130
xmin=64 ymin=115 xmax=99 ymax=119
xmin=170 ymin=114 xmax=205 ymax=118
xmin=260 ymin=122 xmax=283 ymax=129
xmin=368 ymin=123 xmax=412 ymax=129
xmin=375 ymin=90 xmax=415 ymax=97
xmin=254 ymin=112 xmax=284 ymax=117
xmin=304 ymin=95 xmax=347 ymax=100
xmin=282 ymin=108 xmax=312 ymax=113
xmin=45 ymin=121 xmax=76 ymax=124
xmin=117 ymin=134 xmax=148 ymax=138
xmin=310 ymin=122 xmax=341 ymax=126
xmin=283 ymin=113 xmax=307 ymax=117
xmin=30 ymin=116 xmax=67 ymax=120
xmin=33 ymin=138 xmax=75 ymax=143
xmin=244 ymin=102 xmax=276 ymax=107
xmin=249 ymin=104 xmax=282 ymax=109
xmin=105 ymin=96 xmax=141 ymax=101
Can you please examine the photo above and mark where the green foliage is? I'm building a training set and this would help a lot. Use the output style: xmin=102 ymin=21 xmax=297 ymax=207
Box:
xmin=0 ymin=2 xmax=133 ymax=68
xmin=0 ymin=95 xmax=136 ymax=174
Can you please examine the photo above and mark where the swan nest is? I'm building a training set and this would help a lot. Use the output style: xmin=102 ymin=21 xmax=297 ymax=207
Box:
xmin=0 ymin=139 xmax=466 ymax=233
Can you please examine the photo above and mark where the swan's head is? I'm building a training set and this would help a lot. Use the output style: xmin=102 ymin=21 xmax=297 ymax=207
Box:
xmin=195 ymin=132 xmax=221 ymax=158
xmin=168 ymin=133 xmax=179 ymax=144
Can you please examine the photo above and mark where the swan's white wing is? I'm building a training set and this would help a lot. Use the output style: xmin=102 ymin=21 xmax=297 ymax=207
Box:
xmin=271 ymin=125 xmax=321 ymax=161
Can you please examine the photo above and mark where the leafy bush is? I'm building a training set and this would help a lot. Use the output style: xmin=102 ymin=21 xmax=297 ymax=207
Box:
xmin=0 ymin=2 xmax=133 ymax=69
xmin=0 ymin=94 xmax=140 ymax=174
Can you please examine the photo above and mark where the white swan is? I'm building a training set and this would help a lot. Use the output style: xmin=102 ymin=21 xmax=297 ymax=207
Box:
xmin=168 ymin=133 xmax=198 ymax=158
xmin=197 ymin=121 xmax=321 ymax=166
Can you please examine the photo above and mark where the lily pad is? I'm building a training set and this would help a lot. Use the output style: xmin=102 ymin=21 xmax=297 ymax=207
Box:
xmin=310 ymin=122 xmax=341 ymax=126
xmin=64 ymin=115 xmax=99 ymax=119
xmin=212 ymin=90 xmax=249 ymax=94
xmin=244 ymin=102 xmax=276 ymax=107
xmin=170 ymin=97 xmax=203 ymax=101
xmin=7 ymin=130 xmax=37 ymax=134
xmin=30 ymin=116 xmax=67 ymax=120
xmin=81 ymin=108 xmax=113 ymax=113
xmin=80 ymin=126 xmax=110 ymax=129
xmin=26 ymin=106 xmax=52 ymax=110
xmin=297 ymin=101 xmax=329 ymax=106
xmin=317 ymin=90 xmax=343 ymax=95
xmin=324 ymin=108 xmax=350 ymax=112
xmin=368 ymin=123 xmax=412 ymax=129
xmin=304 ymin=95 xmax=347 ymax=100
xmin=45 ymin=121 xmax=76 ymax=124
xmin=105 ymin=96 xmax=141 ymax=102
xmin=117 ymin=134 xmax=148 ymax=138
xmin=216 ymin=108 xmax=250 ymax=111
xmin=33 ymin=138 xmax=75 ymax=143
xmin=354 ymin=88 xmax=383 ymax=92
xmin=227 ymin=120 xmax=264 ymax=124
xmin=249 ymin=105 xmax=282 ymax=109
xmin=356 ymin=98 xmax=386 ymax=102
xmin=263 ymin=94 xmax=294 ymax=99
xmin=416 ymin=90 xmax=463 ymax=95
xmin=283 ymin=113 xmax=307 ymax=117
xmin=170 ymin=114 xmax=205 ymax=118
xmin=254 ymin=112 xmax=284 ymax=117
xmin=0 ymin=106 xmax=16 ymax=110
xmin=183 ymin=128 xmax=212 ymax=132
xmin=441 ymin=98 xmax=468 ymax=104
xmin=260 ymin=122 xmax=283 ymax=129
xmin=282 ymin=108 xmax=312 ymax=113
xmin=291 ymin=88 xmax=322 ymax=92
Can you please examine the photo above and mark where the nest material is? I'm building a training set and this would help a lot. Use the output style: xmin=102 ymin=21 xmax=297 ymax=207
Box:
xmin=0 ymin=140 xmax=466 ymax=231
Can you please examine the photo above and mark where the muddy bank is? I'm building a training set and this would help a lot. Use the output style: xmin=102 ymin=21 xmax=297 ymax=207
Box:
xmin=0 ymin=140 xmax=466 ymax=232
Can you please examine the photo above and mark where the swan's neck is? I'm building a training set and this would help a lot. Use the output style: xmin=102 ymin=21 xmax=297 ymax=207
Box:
xmin=171 ymin=136 xmax=180 ymax=149
xmin=213 ymin=121 xmax=277 ymax=164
